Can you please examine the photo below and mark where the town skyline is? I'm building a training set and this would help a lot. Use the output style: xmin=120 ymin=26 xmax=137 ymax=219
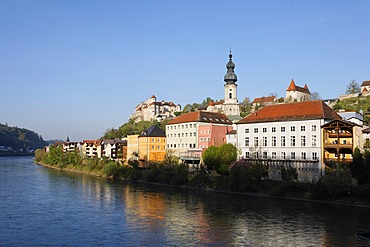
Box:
xmin=1 ymin=1 xmax=370 ymax=141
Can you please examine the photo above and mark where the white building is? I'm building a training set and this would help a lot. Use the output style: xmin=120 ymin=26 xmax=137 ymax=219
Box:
xmin=236 ymin=100 xmax=342 ymax=182
xmin=285 ymin=79 xmax=311 ymax=102
xmin=165 ymin=111 xmax=233 ymax=158
xmin=130 ymin=95 xmax=181 ymax=123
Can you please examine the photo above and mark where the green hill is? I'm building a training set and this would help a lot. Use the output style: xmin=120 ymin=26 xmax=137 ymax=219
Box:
xmin=333 ymin=95 xmax=370 ymax=124
xmin=0 ymin=123 xmax=48 ymax=155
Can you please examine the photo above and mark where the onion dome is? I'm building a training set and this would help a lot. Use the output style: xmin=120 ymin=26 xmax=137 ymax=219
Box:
xmin=224 ymin=52 xmax=238 ymax=84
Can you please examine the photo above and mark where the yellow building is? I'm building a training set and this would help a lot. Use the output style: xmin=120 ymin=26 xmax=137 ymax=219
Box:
xmin=138 ymin=125 xmax=166 ymax=167
xmin=322 ymin=119 xmax=363 ymax=165
xmin=126 ymin=134 xmax=139 ymax=164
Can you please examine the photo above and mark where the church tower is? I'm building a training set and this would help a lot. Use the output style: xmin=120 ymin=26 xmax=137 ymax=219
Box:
xmin=223 ymin=51 xmax=240 ymax=116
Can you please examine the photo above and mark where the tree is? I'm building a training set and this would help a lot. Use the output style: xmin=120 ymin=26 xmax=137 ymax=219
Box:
xmin=311 ymin=92 xmax=321 ymax=100
xmin=219 ymin=144 xmax=238 ymax=174
xmin=345 ymin=80 xmax=360 ymax=94
xmin=202 ymin=146 xmax=221 ymax=172
xmin=240 ymin=97 xmax=251 ymax=115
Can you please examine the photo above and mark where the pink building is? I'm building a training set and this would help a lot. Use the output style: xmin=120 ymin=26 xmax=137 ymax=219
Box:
xmin=198 ymin=124 xmax=233 ymax=151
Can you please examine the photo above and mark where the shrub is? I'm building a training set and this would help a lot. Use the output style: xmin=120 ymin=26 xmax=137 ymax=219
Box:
xmin=102 ymin=162 xmax=120 ymax=177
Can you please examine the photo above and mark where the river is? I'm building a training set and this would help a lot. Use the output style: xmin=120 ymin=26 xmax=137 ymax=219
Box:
xmin=0 ymin=156 xmax=370 ymax=246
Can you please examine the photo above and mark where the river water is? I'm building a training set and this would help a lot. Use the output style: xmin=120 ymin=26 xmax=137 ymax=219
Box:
xmin=0 ymin=156 xmax=370 ymax=246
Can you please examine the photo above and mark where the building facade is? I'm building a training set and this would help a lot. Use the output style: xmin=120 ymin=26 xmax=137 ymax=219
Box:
xmin=138 ymin=125 xmax=166 ymax=166
xmin=166 ymin=111 xmax=233 ymax=163
xmin=285 ymin=79 xmax=311 ymax=102
xmin=126 ymin=134 xmax=139 ymax=163
xmin=130 ymin=95 xmax=181 ymax=123
xmin=236 ymin=100 xmax=341 ymax=181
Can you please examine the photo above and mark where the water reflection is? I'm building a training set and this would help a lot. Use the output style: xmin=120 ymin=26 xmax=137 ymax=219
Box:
xmin=1 ymin=157 xmax=370 ymax=246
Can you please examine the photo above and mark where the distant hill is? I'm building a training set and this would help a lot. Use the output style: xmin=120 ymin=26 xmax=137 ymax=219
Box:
xmin=0 ymin=123 xmax=48 ymax=155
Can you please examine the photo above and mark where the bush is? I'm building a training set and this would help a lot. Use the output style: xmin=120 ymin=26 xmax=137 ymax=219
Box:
xmin=102 ymin=162 xmax=120 ymax=177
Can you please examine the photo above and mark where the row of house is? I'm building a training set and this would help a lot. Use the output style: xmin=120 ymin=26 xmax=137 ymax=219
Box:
xmin=53 ymin=52 xmax=369 ymax=182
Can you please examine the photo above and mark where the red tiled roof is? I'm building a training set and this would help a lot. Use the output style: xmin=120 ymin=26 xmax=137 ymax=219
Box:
xmin=252 ymin=96 xmax=276 ymax=104
xmin=361 ymin=80 xmax=370 ymax=87
xmin=362 ymin=87 xmax=368 ymax=92
xmin=166 ymin=111 xmax=232 ymax=125
xmin=237 ymin=100 xmax=341 ymax=124
xmin=286 ymin=79 xmax=310 ymax=94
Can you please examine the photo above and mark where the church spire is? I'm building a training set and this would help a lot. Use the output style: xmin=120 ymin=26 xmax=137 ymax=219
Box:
xmin=224 ymin=51 xmax=237 ymax=84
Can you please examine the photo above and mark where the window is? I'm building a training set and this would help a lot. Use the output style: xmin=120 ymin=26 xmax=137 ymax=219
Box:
xmin=185 ymin=133 xmax=188 ymax=137
xmin=174 ymin=144 xmax=176 ymax=148
xmin=291 ymin=126 xmax=295 ymax=132
xmin=158 ymin=145 xmax=161 ymax=150
xmin=343 ymin=140 xmax=347 ymax=144
xmin=263 ymin=137 xmax=267 ymax=146
xmin=272 ymin=127 xmax=276 ymax=132
xmin=290 ymin=136 xmax=295 ymax=146
xmin=311 ymin=125 xmax=317 ymax=131
xmin=182 ymin=133 xmax=184 ymax=137
xmin=152 ymin=145 xmax=155 ymax=150
xmin=200 ymin=137 xmax=203 ymax=142
xmin=281 ymin=152 xmax=286 ymax=159
xmin=245 ymin=152 xmax=250 ymax=158
xmin=178 ymin=133 xmax=180 ymax=137
xmin=254 ymin=128 xmax=258 ymax=133
xmin=190 ymin=133 xmax=192 ymax=137
xmin=194 ymin=132 xmax=196 ymax=136
xmin=263 ymin=152 xmax=267 ymax=159
xmin=272 ymin=152 xmax=276 ymax=159
xmin=301 ymin=152 xmax=306 ymax=160
xmin=291 ymin=152 xmax=295 ymax=159
xmin=245 ymin=128 xmax=249 ymax=133
xmin=152 ymin=138 xmax=155 ymax=142
xmin=272 ymin=136 xmax=277 ymax=146
xmin=301 ymin=126 xmax=306 ymax=131
xmin=254 ymin=137 xmax=259 ymax=146
xmin=229 ymin=93 xmax=232 ymax=99
xmin=182 ymin=125 xmax=184 ymax=129
xmin=281 ymin=136 xmax=286 ymax=146
xmin=312 ymin=152 xmax=318 ymax=160
xmin=263 ymin=127 xmax=267 ymax=133
xmin=254 ymin=152 xmax=259 ymax=159
xmin=301 ymin=136 xmax=306 ymax=146
xmin=186 ymin=124 xmax=188 ymax=128
xmin=200 ymin=130 xmax=203 ymax=134
xmin=245 ymin=137 xmax=249 ymax=147
xmin=281 ymin=127 xmax=285 ymax=132
xmin=312 ymin=135 xmax=317 ymax=147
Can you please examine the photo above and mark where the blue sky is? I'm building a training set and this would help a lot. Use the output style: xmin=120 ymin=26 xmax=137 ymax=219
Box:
xmin=1 ymin=0 xmax=369 ymax=141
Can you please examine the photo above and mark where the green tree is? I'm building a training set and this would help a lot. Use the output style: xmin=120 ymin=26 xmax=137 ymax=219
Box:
xmin=219 ymin=144 xmax=238 ymax=175
xmin=202 ymin=146 xmax=221 ymax=172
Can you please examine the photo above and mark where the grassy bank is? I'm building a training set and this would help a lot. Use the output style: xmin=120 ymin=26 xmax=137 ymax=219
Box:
xmin=34 ymin=147 xmax=370 ymax=207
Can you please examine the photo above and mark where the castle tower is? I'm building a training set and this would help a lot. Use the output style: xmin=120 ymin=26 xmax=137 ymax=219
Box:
xmin=223 ymin=51 xmax=240 ymax=116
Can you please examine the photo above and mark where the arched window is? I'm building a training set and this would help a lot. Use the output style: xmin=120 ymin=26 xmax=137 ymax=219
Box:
xmin=229 ymin=93 xmax=232 ymax=99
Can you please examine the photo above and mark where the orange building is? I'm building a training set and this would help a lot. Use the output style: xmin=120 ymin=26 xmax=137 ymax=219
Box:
xmin=138 ymin=125 xmax=166 ymax=167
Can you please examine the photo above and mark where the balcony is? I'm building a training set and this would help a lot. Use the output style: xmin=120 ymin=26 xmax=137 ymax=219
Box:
xmin=324 ymin=158 xmax=353 ymax=164
xmin=328 ymin=132 xmax=353 ymax=138
xmin=324 ymin=143 xmax=353 ymax=149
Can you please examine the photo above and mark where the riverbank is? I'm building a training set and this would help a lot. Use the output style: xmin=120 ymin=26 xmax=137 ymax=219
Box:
xmin=35 ymin=160 xmax=370 ymax=208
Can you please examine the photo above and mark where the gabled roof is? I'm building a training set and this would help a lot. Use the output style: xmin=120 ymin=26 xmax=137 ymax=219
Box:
xmin=286 ymin=79 xmax=310 ymax=94
xmin=166 ymin=111 xmax=232 ymax=125
xmin=139 ymin=125 xmax=166 ymax=137
xmin=361 ymin=80 xmax=370 ymax=87
xmin=252 ymin=96 xmax=276 ymax=104
xmin=237 ymin=100 xmax=341 ymax=124
xmin=321 ymin=119 xmax=359 ymax=128
xmin=362 ymin=87 xmax=368 ymax=92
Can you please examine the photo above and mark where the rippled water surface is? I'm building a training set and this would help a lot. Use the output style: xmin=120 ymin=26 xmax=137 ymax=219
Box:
xmin=1 ymin=156 xmax=370 ymax=246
